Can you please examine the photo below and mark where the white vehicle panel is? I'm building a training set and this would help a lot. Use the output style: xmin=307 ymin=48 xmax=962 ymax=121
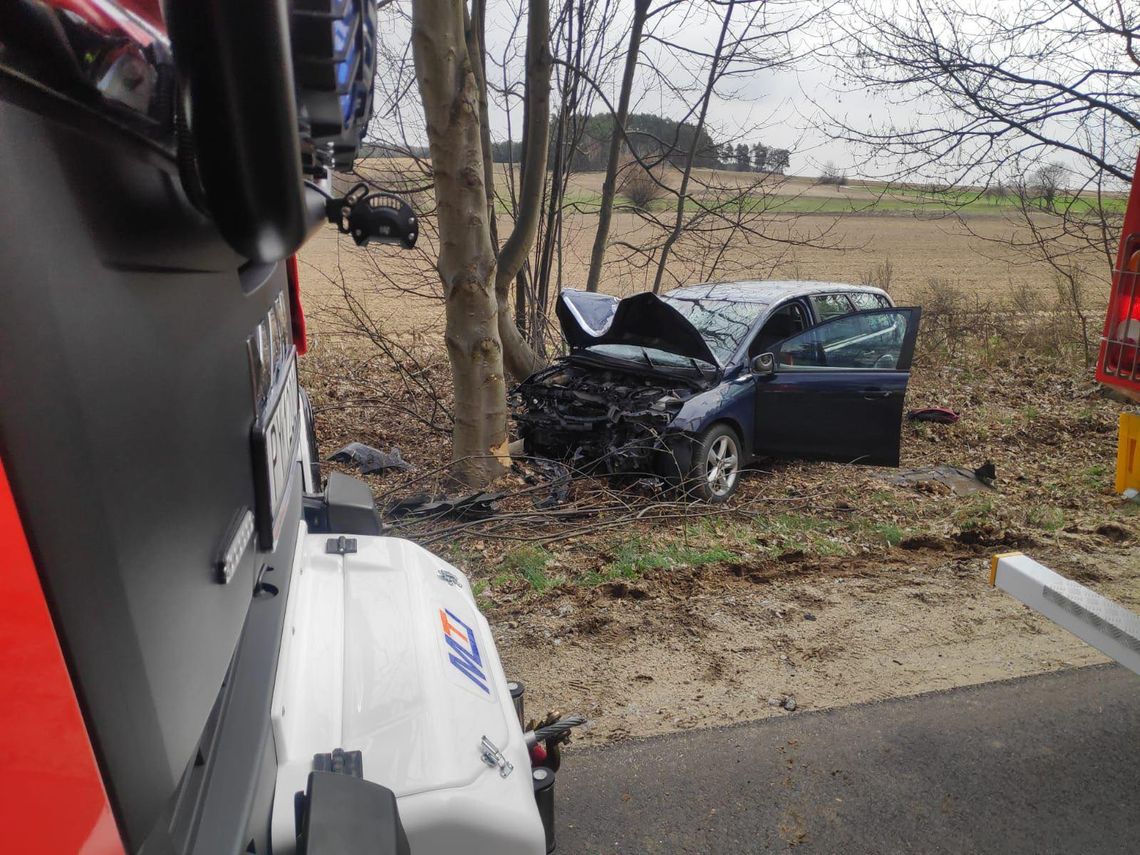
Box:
xmin=270 ymin=525 xmax=544 ymax=854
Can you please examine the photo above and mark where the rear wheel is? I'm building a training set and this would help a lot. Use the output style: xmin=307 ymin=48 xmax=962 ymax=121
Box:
xmin=688 ymin=423 xmax=742 ymax=502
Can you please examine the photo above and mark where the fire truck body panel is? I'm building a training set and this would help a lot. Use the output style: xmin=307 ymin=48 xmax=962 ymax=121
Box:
xmin=0 ymin=71 xmax=304 ymax=851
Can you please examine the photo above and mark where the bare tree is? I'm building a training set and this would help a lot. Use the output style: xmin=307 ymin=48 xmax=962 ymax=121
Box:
xmin=549 ymin=1 xmax=834 ymax=296
xmin=486 ymin=0 xmax=553 ymax=381
xmin=651 ymin=0 xmax=741 ymax=293
xmin=818 ymin=160 xmax=847 ymax=186
xmin=412 ymin=0 xmax=508 ymax=485
xmin=819 ymin=0 xmax=1139 ymax=273
xmin=585 ymin=0 xmax=651 ymax=293
xmin=1032 ymin=162 xmax=1068 ymax=211
xmin=411 ymin=0 xmax=552 ymax=484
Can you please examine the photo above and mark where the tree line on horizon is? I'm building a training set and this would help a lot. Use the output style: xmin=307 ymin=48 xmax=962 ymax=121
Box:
xmin=487 ymin=112 xmax=791 ymax=174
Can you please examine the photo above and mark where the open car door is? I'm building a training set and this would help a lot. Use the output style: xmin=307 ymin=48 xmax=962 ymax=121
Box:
xmin=752 ymin=308 xmax=921 ymax=466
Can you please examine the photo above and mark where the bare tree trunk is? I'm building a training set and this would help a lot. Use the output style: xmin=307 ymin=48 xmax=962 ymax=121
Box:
xmin=651 ymin=1 xmax=733 ymax=294
xmin=412 ymin=0 xmax=509 ymax=486
xmin=494 ymin=0 xmax=552 ymax=381
xmin=467 ymin=0 xmax=499 ymax=248
xmin=535 ymin=6 xmax=575 ymax=357
xmin=585 ymin=0 xmax=650 ymax=293
xmin=514 ymin=65 xmax=533 ymax=338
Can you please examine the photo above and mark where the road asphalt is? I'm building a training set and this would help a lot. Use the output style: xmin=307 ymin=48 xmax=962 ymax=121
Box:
xmin=555 ymin=664 xmax=1140 ymax=853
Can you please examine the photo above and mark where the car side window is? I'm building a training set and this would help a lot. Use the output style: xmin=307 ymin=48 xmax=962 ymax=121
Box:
xmin=750 ymin=301 xmax=807 ymax=357
xmin=777 ymin=310 xmax=911 ymax=369
xmin=810 ymin=293 xmax=855 ymax=321
xmin=848 ymin=292 xmax=890 ymax=311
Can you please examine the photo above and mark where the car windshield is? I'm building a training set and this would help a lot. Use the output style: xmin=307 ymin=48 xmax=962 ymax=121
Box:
xmin=584 ymin=344 xmax=714 ymax=374
xmin=663 ymin=295 xmax=767 ymax=362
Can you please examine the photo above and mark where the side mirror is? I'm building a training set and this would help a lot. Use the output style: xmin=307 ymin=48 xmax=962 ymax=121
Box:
xmin=751 ymin=352 xmax=776 ymax=377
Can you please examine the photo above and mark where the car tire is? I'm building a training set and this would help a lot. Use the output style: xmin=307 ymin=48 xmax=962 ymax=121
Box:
xmin=687 ymin=423 xmax=743 ymax=503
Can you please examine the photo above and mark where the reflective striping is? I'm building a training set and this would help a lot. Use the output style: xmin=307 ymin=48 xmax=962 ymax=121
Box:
xmin=1041 ymin=583 xmax=1140 ymax=656
xmin=989 ymin=552 xmax=1140 ymax=676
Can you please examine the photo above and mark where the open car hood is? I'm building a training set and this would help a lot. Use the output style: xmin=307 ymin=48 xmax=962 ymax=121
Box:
xmin=556 ymin=290 xmax=718 ymax=366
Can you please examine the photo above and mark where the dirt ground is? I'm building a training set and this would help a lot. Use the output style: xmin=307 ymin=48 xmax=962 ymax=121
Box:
xmin=298 ymin=169 xmax=1137 ymax=747
xmin=504 ymin=544 xmax=1139 ymax=744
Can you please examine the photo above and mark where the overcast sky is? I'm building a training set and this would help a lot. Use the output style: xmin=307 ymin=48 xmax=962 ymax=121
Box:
xmin=374 ymin=0 xmax=1135 ymax=184
xmin=467 ymin=0 xmax=909 ymax=179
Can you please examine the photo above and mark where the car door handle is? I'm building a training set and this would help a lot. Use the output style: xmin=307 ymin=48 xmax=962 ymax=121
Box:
xmin=862 ymin=389 xmax=891 ymax=399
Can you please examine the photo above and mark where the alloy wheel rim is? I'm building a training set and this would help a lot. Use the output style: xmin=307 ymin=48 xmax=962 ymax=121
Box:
xmin=705 ymin=434 xmax=739 ymax=497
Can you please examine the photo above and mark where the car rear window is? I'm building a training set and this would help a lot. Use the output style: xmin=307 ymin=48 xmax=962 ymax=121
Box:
xmin=810 ymin=293 xmax=855 ymax=320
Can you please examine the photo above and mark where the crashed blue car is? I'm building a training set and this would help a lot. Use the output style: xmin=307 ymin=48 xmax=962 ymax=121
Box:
xmin=513 ymin=281 xmax=921 ymax=501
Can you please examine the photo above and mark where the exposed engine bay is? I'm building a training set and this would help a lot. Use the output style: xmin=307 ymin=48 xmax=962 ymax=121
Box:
xmin=512 ymin=359 xmax=704 ymax=472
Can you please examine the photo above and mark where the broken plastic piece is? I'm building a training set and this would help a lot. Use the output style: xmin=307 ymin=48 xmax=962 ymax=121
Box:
xmin=883 ymin=462 xmax=996 ymax=496
xmin=328 ymin=442 xmax=412 ymax=474
xmin=384 ymin=491 xmax=504 ymax=520
xmin=629 ymin=476 xmax=665 ymax=496
xmin=907 ymin=407 xmax=960 ymax=424
xmin=523 ymin=458 xmax=571 ymax=509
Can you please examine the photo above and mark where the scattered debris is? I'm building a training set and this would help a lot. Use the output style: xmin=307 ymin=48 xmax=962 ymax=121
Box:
xmin=882 ymin=461 xmax=997 ymax=496
xmin=518 ymin=458 xmax=572 ymax=509
xmin=907 ymin=407 xmax=960 ymax=424
xmin=384 ymin=491 xmax=503 ymax=520
xmin=1124 ymin=488 xmax=1139 ymax=504
xmin=782 ymin=697 xmax=797 ymax=712
xmin=328 ymin=441 xmax=412 ymax=473
xmin=629 ymin=476 xmax=666 ymax=497
xmin=974 ymin=461 xmax=997 ymax=485
xmin=803 ymin=613 xmax=816 ymax=621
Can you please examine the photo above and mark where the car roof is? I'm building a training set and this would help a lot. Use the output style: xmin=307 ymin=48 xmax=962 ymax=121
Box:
xmin=663 ymin=280 xmax=888 ymax=308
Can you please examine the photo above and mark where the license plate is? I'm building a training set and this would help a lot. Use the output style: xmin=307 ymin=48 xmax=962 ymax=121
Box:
xmin=251 ymin=348 xmax=301 ymax=551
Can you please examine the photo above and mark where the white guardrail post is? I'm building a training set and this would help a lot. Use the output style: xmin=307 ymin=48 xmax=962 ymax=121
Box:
xmin=989 ymin=552 xmax=1140 ymax=677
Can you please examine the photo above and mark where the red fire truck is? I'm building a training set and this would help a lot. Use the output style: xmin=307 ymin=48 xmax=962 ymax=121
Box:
xmin=0 ymin=2 xmax=559 ymax=852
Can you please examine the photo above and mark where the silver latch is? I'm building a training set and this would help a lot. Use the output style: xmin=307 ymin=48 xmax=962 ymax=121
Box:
xmin=325 ymin=536 xmax=357 ymax=555
xmin=479 ymin=736 xmax=514 ymax=778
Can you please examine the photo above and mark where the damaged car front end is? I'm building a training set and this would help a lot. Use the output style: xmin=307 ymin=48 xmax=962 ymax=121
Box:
xmin=511 ymin=289 xmax=745 ymax=497
xmin=512 ymin=360 xmax=707 ymax=475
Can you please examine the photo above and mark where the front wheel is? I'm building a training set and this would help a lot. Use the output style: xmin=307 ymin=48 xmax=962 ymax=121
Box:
xmin=687 ymin=423 xmax=743 ymax=502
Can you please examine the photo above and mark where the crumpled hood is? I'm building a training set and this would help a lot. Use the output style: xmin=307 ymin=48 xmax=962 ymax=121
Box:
xmin=556 ymin=289 xmax=718 ymax=365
